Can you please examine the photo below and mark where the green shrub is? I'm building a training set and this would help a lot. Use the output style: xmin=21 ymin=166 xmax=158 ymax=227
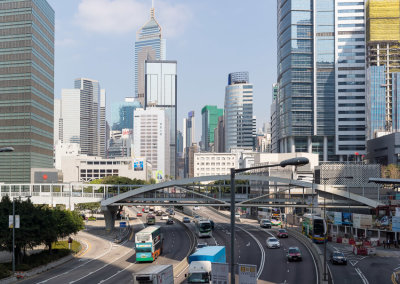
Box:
xmin=0 ymin=264 xmax=11 ymax=279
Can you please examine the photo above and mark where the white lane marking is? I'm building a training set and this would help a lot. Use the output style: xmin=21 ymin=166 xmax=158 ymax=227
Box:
xmin=246 ymin=242 xmax=250 ymax=247
xmin=355 ymin=267 xmax=369 ymax=284
xmin=36 ymin=237 xmax=114 ymax=284
xmin=69 ymin=246 xmax=134 ymax=284
xmin=97 ymin=263 xmax=134 ymax=284
xmin=236 ymin=226 xmax=265 ymax=279
xmin=349 ymin=260 xmax=358 ymax=266
xmin=327 ymin=263 xmax=335 ymax=284
xmin=175 ymin=265 xmax=189 ymax=278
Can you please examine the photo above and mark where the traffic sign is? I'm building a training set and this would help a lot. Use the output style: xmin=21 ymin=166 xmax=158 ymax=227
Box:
xmin=211 ymin=262 xmax=229 ymax=284
xmin=8 ymin=215 xmax=20 ymax=229
xmin=238 ymin=264 xmax=257 ymax=284
xmin=119 ymin=221 xmax=127 ymax=228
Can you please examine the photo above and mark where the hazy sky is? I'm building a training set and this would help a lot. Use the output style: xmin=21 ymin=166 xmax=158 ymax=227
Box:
xmin=48 ymin=0 xmax=277 ymax=141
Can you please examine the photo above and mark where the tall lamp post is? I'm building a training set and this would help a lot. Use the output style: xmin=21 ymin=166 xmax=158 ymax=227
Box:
xmin=230 ymin=157 xmax=309 ymax=283
xmin=321 ymin=176 xmax=353 ymax=281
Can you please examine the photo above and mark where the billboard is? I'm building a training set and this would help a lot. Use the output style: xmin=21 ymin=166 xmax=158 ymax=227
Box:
xmin=334 ymin=212 xmax=342 ymax=225
xmin=353 ymin=214 xmax=372 ymax=229
xmin=392 ymin=216 xmax=400 ymax=232
xmin=33 ymin=171 xmax=58 ymax=183
xmin=211 ymin=263 xmax=229 ymax=284
xmin=342 ymin=212 xmax=352 ymax=225
xmin=133 ymin=160 xmax=144 ymax=171
xmin=238 ymin=264 xmax=257 ymax=284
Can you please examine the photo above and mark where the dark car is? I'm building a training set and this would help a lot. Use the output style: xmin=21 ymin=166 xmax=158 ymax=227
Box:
xmin=183 ymin=216 xmax=191 ymax=223
xmin=156 ymin=210 xmax=163 ymax=216
xmin=277 ymin=229 xmax=288 ymax=238
xmin=166 ymin=218 xmax=174 ymax=225
xmin=330 ymin=251 xmax=347 ymax=265
xmin=287 ymin=247 xmax=302 ymax=261
xmin=260 ymin=219 xmax=272 ymax=229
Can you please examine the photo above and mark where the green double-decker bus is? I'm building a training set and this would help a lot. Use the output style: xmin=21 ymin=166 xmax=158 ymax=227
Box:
xmin=302 ymin=214 xmax=326 ymax=243
xmin=135 ymin=226 xmax=163 ymax=262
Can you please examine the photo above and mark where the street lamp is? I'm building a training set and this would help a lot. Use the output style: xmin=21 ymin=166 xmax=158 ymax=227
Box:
xmin=0 ymin=146 xmax=14 ymax=152
xmin=229 ymin=157 xmax=309 ymax=283
xmin=320 ymin=176 xmax=352 ymax=281
xmin=12 ymin=195 xmax=31 ymax=275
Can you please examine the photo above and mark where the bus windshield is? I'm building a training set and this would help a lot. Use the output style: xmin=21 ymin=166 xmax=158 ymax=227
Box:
xmin=314 ymin=219 xmax=325 ymax=235
xmin=136 ymin=246 xmax=152 ymax=252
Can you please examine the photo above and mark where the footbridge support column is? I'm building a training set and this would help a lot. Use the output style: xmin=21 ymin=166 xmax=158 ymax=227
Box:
xmin=102 ymin=205 xmax=118 ymax=232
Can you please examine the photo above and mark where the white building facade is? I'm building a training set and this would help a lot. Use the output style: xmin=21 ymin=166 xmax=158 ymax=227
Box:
xmin=193 ymin=153 xmax=237 ymax=177
xmin=134 ymin=108 xmax=170 ymax=180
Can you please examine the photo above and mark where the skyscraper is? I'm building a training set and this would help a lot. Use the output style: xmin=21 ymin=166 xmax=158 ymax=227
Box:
xmin=366 ymin=0 xmax=400 ymax=138
xmin=183 ymin=111 xmax=195 ymax=149
xmin=0 ymin=0 xmax=55 ymax=183
xmin=110 ymin=97 xmax=141 ymax=131
xmin=61 ymin=78 xmax=106 ymax=157
xmin=145 ymin=60 xmax=177 ymax=177
xmin=224 ymin=72 xmax=256 ymax=151
xmin=275 ymin=0 xmax=366 ymax=161
xmin=135 ymin=4 xmax=166 ymax=106
xmin=201 ymin=106 xmax=224 ymax=151
xmin=134 ymin=107 xmax=170 ymax=180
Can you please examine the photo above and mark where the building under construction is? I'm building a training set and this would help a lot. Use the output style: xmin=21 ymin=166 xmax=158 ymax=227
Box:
xmin=366 ymin=0 xmax=400 ymax=138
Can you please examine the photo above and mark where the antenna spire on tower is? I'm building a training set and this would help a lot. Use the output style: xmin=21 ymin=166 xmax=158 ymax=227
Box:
xmin=150 ymin=0 xmax=155 ymax=18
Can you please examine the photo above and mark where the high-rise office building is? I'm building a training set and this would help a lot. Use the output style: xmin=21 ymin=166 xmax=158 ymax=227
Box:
xmin=135 ymin=4 xmax=166 ymax=106
xmin=214 ymin=116 xmax=225 ymax=153
xmin=183 ymin=111 xmax=195 ymax=149
xmin=224 ymin=72 xmax=256 ymax=151
xmin=366 ymin=0 xmax=400 ymax=139
xmin=201 ymin=106 xmax=224 ymax=151
xmin=60 ymin=78 xmax=106 ymax=157
xmin=0 ymin=0 xmax=55 ymax=183
xmin=133 ymin=108 xmax=170 ymax=180
xmin=54 ymin=99 xmax=62 ymax=144
xmin=110 ymin=97 xmax=141 ymax=131
xmin=145 ymin=60 xmax=177 ymax=177
xmin=275 ymin=0 xmax=366 ymax=161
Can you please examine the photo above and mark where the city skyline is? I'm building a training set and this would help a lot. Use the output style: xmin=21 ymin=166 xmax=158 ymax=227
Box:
xmin=47 ymin=0 xmax=275 ymax=142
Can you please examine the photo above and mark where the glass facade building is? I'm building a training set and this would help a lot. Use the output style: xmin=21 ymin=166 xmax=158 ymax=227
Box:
xmin=224 ymin=72 xmax=255 ymax=151
xmin=201 ymin=105 xmax=223 ymax=151
xmin=135 ymin=7 xmax=166 ymax=106
xmin=0 ymin=0 xmax=55 ymax=183
xmin=145 ymin=60 xmax=177 ymax=177
xmin=366 ymin=66 xmax=386 ymax=139
xmin=110 ymin=98 xmax=141 ymax=131
xmin=275 ymin=0 xmax=366 ymax=161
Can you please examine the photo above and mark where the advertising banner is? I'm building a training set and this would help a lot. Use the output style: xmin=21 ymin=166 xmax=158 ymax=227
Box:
xmin=211 ymin=262 xmax=229 ymax=284
xmin=238 ymin=264 xmax=257 ymax=284
xmin=353 ymin=214 xmax=372 ymax=229
xmin=392 ymin=216 xmax=400 ymax=232
xmin=134 ymin=160 xmax=144 ymax=171
xmin=342 ymin=212 xmax=352 ymax=225
xmin=334 ymin=212 xmax=342 ymax=225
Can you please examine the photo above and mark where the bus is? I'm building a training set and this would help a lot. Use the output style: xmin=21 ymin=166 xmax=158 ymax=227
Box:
xmin=195 ymin=219 xmax=212 ymax=238
xmin=146 ymin=214 xmax=156 ymax=225
xmin=135 ymin=226 xmax=163 ymax=262
xmin=302 ymin=214 xmax=327 ymax=243
xmin=258 ymin=207 xmax=282 ymax=225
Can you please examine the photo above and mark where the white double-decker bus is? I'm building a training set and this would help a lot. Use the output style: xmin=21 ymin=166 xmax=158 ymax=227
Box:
xmin=195 ymin=219 xmax=212 ymax=238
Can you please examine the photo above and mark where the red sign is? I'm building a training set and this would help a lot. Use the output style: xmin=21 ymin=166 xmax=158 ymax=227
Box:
xmin=42 ymin=174 xmax=48 ymax=180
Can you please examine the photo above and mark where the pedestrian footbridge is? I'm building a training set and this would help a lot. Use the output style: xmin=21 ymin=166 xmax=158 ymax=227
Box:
xmin=0 ymin=175 xmax=385 ymax=230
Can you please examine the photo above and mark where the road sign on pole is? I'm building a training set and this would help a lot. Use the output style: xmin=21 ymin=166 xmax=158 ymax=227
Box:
xmin=119 ymin=221 xmax=127 ymax=228
xmin=9 ymin=215 xmax=20 ymax=228
xmin=238 ymin=264 xmax=257 ymax=284
xmin=211 ymin=262 xmax=229 ymax=284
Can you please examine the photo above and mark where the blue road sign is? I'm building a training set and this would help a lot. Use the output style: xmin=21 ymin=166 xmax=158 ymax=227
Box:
xmin=120 ymin=222 xmax=127 ymax=228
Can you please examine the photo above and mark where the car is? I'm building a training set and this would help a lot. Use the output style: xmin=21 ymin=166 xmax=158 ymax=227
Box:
xmin=277 ymin=229 xmax=288 ymax=238
xmin=330 ymin=251 xmax=347 ymax=265
xmin=166 ymin=218 xmax=174 ymax=225
xmin=183 ymin=216 xmax=191 ymax=223
xmin=136 ymin=212 xmax=143 ymax=217
xmin=260 ymin=219 xmax=272 ymax=229
xmin=193 ymin=206 xmax=200 ymax=210
xmin=166 ymin=208 xmax=175 ymax=215
xmin=235 ymin=213 xmax=241 ymax=219
xmin=287 ymin=247 xmax=302 ymax=261
xmin=161 ymin=214 xmax=169 ymax=220
xmin=193 ymin=215 xmax=201 ymax=221
xmin=156 ymin=210 xmax=163 ymax=216
xmin=266 ymin=237 xmax=280 ymax=249
xmin=196 ymin=243 xmax=208 ymax=250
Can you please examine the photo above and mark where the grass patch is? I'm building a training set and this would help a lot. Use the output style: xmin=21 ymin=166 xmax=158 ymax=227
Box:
xmin=0 ymin=240 xmax=82 ymax=279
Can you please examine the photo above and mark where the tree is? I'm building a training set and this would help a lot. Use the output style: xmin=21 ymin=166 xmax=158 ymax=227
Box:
xmin=382 ymin=164 xmax=400 ymax=179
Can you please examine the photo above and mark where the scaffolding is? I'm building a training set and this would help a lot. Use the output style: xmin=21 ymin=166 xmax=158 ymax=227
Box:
xmin=367 ymin=0 xmax=400 ymax=132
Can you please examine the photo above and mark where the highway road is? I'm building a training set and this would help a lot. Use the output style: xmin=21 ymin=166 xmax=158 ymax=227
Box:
xmin=183 ymin=207 xmax=318 ymax=284
xmin=19 ymin=207 xmax=192 ymax=284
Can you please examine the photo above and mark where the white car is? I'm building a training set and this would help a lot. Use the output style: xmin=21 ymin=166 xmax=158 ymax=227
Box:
xmin=193 ymin=206 xmax=200 ymax=210
xmin=161 ymin=214 xmax=169 ymax=220
xmin=266 ymin=237 xmax=280 ymax=249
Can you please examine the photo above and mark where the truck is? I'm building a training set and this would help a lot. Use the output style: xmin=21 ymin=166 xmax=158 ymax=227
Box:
xmin=133 ymin=264 xmax=173 ymax=284
xmin=187 ymin=246 xmax=226 ymax=283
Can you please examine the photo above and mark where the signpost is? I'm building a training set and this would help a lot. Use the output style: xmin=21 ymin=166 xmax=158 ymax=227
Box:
xmin=8 ymin=215 xmax=20 ymax=228
xmin=119 ymin=221 xmax=127 ymax=228
xmin=211 ymin=262 xmax=229 ymax=284
xmin=238 ymin=264 xmax=257 ymax=284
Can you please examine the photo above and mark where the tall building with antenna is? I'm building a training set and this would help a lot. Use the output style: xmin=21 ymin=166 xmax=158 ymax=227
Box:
xmin=134 ymin=2 xmax=166 ymax=106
